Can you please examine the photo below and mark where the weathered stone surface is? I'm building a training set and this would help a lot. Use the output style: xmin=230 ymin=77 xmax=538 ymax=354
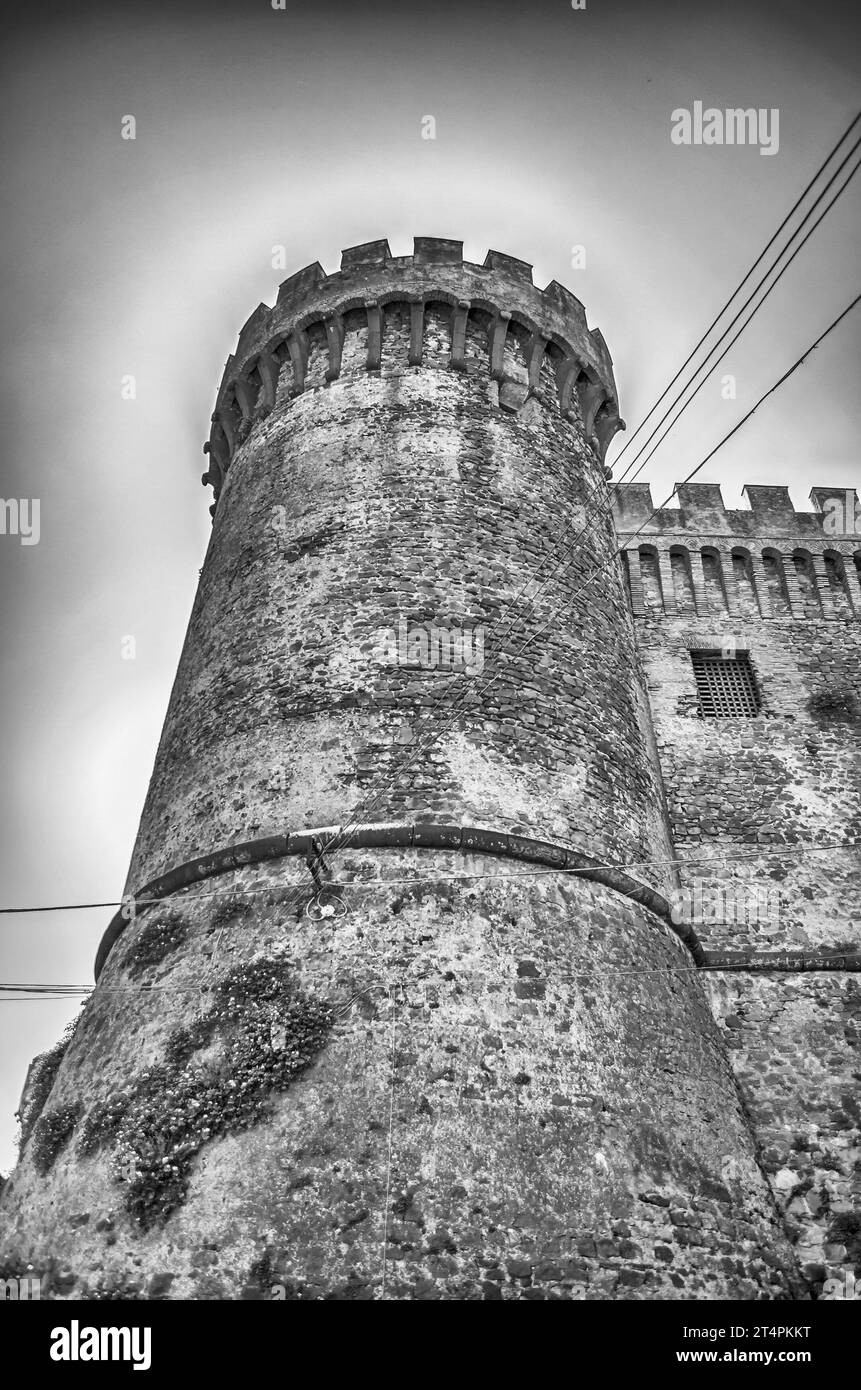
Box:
xmin=616 ymin=484 xmax=860 ymax=1298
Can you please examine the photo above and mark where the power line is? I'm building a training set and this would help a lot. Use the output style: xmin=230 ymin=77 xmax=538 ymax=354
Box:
xmin=624 ymin=294 xmax=861 ymax=529
xmin=616 ymin=146 xmax=861 ymax=485
xmin=3 ymin=837 xmax=860 ymax=997
xmin=3 ymin=948 xmax=858 ymax=1002
xmin=608 ymin=110 xmax=860 ymax=472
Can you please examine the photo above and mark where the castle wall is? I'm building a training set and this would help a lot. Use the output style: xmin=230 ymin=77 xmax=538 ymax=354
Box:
xmin=615 ymin=482 xmax=861 ymax=1297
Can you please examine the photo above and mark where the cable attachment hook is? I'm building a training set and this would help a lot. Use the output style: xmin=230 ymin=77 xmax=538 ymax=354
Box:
xmin=304 ymin=837 xmax=347 ymax=922
xmin=305 ymin=836 xmax=332 ymax=891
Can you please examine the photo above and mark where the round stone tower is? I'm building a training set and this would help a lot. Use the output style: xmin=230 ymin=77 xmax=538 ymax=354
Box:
xmin=0 ymin=238 xmax=800 ymax=1300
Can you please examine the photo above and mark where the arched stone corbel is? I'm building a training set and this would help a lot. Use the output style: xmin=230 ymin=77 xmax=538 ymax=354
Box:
xmin=593 ymin=410 xmax=625 ymax=461
xmin=810 ymin=553 xmax=837 ymax=619
xmin=844 ymin=554 xmax=861 ymax=617
xmin=524 ymin=334 xmax=547 ymax=393
xmin=450 ymin=300 xmax=471 ymax=371
xmin=212 ymin=409 xmax=236 ymax=456
xmin=202 ymin=442 xmax=224 ymax=494
xmin=556 ymin=358 xmax=581 ymax=418
xmin=287 ymin=328 xmax=309 ymax=396
xmin=325 ymin=315 xmax=345 ymax=381
xmin=782 ymin=558 xmax=808 ymax=620
xmin=487 ymin=312 xmax=512 ymax=381
xmin=205 ymin=429 xmax=229 ymax=474
xmin=749 ymin=553 xmax=774 ymax=619
xmin=365 ymin=303 xmax=383 ymax=370
xmin=721 ymin=550 xmax=742 ymax=618
xmin=408 ymin=301 xmax=425 ymax=366
xmin=574 ymin=376 xmax=605 ymax=436
xmin=232 ymin=377 xmax=257 ymax=422
xmin=256 ymin=351 xmax=279 ymax=410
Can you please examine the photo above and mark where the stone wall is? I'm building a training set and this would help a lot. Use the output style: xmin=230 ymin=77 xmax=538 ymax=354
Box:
xmin=616 ymin=482 xmax=861 ymax=1299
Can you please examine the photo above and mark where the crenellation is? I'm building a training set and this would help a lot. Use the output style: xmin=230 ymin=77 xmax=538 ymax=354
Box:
xmin=235 ymin=302 xmax=270 ymax=359
xmin=413 ymin=235 xmax=463 ymax=265
xmin=676 ymin=482 xmax=731 ymax=531
xmin=613 ymin=481 xmax=655 ymax=527
xmin=275 ymin=259 xmax=327 ymax=310
xmin=482 ymin=248 xmax=534 ymax=283
xmin=540 ymin=278 xmax=588 ymax=335
xmin=203 ymin=239 xmax=622 ymax=504
xmin=339 ymin=237 xmax=392 ymax=271
xmin=614 ymin=481 xmax=861 ymax=622
xmin=742 ymin=482 xmax=796 ymax=527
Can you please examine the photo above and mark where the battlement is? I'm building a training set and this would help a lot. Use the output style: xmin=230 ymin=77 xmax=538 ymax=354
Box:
xmin=614 ymin=483 xmax=861 ymax=620
xmin=202 ymin=237 xmax=623 ymax=506
xmin=614 ymin=481 xmax=861 ymax=540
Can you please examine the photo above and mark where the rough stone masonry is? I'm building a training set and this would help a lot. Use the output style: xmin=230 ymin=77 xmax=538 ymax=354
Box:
xmin=0 ymin=238 xmax=857 ymax=1301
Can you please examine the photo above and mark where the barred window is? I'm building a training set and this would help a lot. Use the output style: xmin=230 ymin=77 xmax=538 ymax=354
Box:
xmin=691 ymin=650 xmax=762 ymax=718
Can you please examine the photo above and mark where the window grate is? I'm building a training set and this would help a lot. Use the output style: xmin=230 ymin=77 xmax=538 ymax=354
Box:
xmin=691 ymin=650 xmax=761 ymax=718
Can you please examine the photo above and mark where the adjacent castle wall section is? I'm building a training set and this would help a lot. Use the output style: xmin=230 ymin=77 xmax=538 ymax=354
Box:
xmin=617 ymin=480 xmax=861 ymax=1297
xmin=614 ymin=482 xmax=861 ymax=620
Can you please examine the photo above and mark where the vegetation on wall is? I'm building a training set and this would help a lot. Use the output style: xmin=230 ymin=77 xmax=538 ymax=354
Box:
xmin=808 ymin=682 xmax=858 ymax=719
xmin=121 ymin=909 xmax=190 ymax=979
xmin=826 ymin=1211 xmax=861 ymax=1265
xmin=78 ymin=946 xmax=333 ymax=1228
xmin=18 ymin=1015 xmax=82 ymax=1149
xmin=31 ymin=1102 xmax=83 ymax=1176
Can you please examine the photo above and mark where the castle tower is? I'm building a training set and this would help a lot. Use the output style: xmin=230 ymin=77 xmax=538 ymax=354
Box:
xmin=0 ymin=239 xmax=801 ymax=1300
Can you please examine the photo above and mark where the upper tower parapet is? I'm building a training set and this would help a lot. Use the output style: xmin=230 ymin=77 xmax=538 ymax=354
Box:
xmin=202 ymin=237 xmax=623 ymax=505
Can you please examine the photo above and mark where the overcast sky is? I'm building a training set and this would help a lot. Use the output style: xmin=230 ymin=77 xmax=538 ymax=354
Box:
xmin=0 ymin=0 xmax=858 ymax=1172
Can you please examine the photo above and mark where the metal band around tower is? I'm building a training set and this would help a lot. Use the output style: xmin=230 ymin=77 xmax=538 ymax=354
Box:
xmin=94 ymin=821 xmax=703 ymax=979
